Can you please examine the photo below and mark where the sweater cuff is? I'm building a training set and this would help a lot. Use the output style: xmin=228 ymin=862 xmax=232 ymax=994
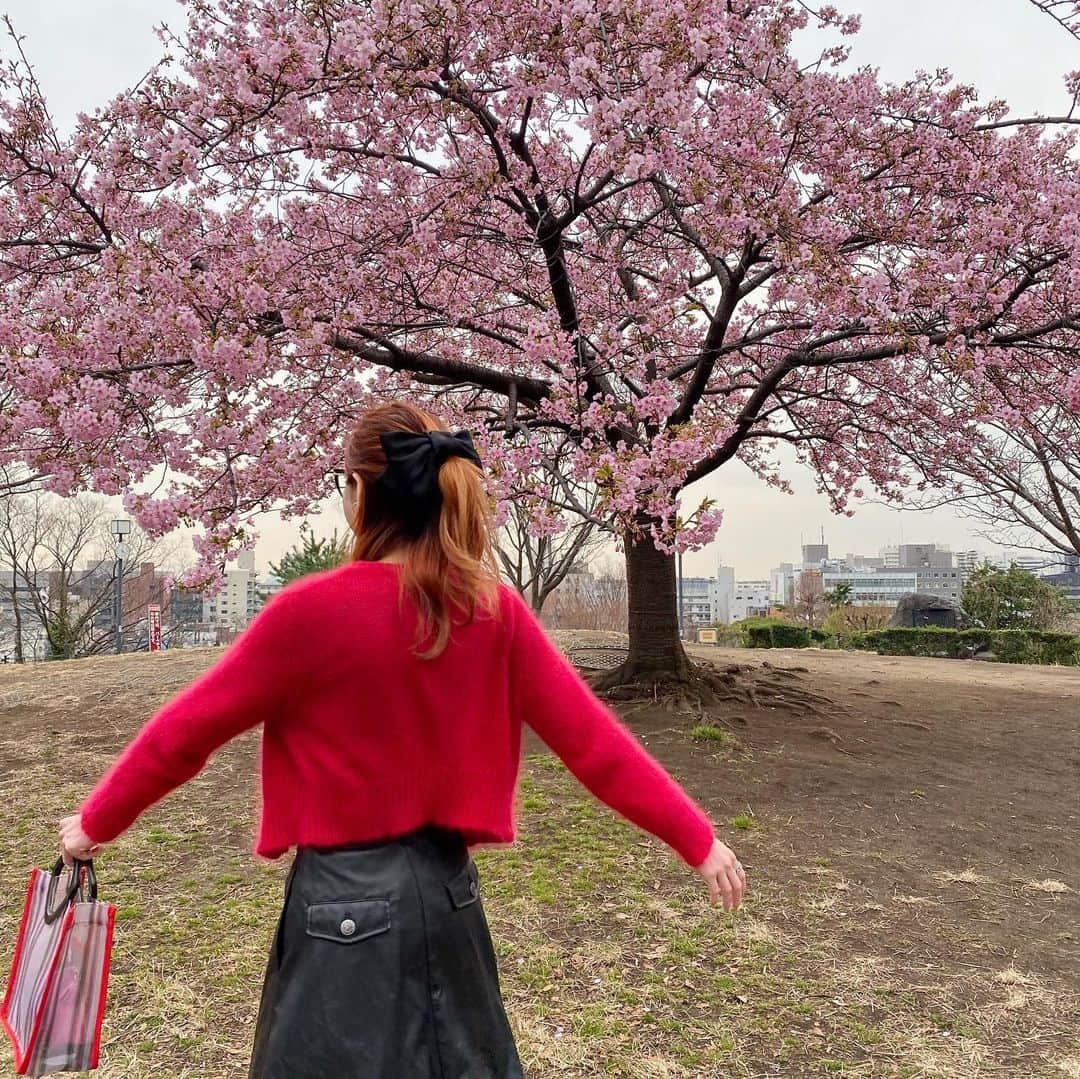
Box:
xmin=677 ymin=816 xmax=716 ymax=870
xmin=79 ymin=794 xmax=129 ymax=846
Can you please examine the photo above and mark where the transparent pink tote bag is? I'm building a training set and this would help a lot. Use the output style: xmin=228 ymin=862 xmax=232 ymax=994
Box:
xmin=2 ymin=859 xmax=115 ymax=1075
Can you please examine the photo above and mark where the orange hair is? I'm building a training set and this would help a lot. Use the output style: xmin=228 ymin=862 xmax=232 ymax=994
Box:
xmin=343 ymin=402 xmax=500 ymax=658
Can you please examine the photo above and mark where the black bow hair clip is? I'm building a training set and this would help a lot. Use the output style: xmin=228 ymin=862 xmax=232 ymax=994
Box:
xmin=375 ymin=429 xmax=483 ymax=534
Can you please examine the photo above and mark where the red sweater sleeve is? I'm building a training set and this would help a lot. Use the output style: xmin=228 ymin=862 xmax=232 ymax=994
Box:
xmin=79 ymin=583 xmax=307 ymax=845
xmin=506 ymin=589 xmax=715 ymax=869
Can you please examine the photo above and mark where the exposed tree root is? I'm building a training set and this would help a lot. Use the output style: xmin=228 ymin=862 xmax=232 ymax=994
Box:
xmin=586 ymin=657 xmax=847 ymax=720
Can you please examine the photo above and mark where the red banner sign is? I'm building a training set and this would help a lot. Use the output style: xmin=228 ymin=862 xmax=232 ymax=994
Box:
xmin=147 ymin=604 xmax=162 ymax=652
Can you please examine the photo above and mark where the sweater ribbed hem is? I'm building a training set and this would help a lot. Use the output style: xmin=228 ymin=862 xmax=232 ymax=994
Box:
xmin=253 ymin=767 xmax=519 ymax=860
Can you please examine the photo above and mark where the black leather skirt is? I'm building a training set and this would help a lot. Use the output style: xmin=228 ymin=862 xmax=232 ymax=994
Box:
xmin=248 ymin=825 xmax=524 ymax=1078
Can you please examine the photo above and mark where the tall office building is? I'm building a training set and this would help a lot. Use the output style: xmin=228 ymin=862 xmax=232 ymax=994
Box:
xmin=202 ymin=550 xmax=261 ymax=630
xmin=678 ymin=577 xmax=715 ymax=628
xmin=710 ymin=565 xmax=736 ymax=625
xmin=730 ymin=581 xmax=771 ymax=622
xmin=769 ymin=563 xmax=796 ymax=607
xmin=822 ymin=569 xmax=919 ymax=606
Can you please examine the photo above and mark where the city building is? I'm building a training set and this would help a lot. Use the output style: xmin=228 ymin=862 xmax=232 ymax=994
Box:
xmin=846 ymin=553 xmax=886 ymax=571
xmin=801 ymin=543 xmax=829 ymax=567
xmin=915 ymin=567 xmax=963 ymax=602
xmin=823 ymin=569 xmax=919 ymax=606
xmin=897 ymin=543 xmax=953 ymax=569
xmin=678 ymin=576 xmax=714 ymax=629
xmin=1002 ymin=553 xmax=1059 ymax=576
xmin=202 ymin=550 xmax=261 ymax=630
xmin=710 ymin=565 xmax=735 ymax=625
xmin=0 ymin=569 xmax=51 ymax=662
xmin=168 ymin=587 xmax=205 ymax=632
xmin=1044 ymin=566 xmax=1080 ymax=602
xmin=731 ymin=580 xmax=771 ymax=622
xmin=125 ymin=561 xmax=172 ymax=623
xmin=769 ymin=563 xmax=796 ymax=607
xmin=955 ymin=550 xmax=986 ymax=573
xmin=258 ymin=574 xmax=285 ymax=604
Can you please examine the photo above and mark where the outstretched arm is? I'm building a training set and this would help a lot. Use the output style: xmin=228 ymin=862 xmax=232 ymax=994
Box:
xmin=505 ymin=587 xmax=715 ymax=870
xmin=73 ymin=583 xmax=310 ymax=848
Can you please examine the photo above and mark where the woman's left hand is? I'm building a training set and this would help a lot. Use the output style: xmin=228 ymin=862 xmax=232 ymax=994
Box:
xmin=58 ymin=814 xmax=103 ymax=867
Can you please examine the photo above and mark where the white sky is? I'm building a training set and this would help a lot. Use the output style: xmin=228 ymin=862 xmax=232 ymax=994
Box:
xmin=3 ymin=1 xmax=1077 ymax=579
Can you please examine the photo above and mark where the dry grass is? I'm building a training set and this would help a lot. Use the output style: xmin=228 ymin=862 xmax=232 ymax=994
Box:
xmin=1056 ymin=1055 xmax=1080 ymax=1078
xmin=1026 ymin=879 xmax=1073 ymax=894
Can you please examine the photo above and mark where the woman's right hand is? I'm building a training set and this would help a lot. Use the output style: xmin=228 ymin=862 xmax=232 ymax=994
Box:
xmin=695 ymin=837 xmax=747 ymax=911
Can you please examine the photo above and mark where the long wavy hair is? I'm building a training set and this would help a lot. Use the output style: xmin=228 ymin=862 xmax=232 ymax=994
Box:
xmin=343 ymin=402 xmax=500 ymax=658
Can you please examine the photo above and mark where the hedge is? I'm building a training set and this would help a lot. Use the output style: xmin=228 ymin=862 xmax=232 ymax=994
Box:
xmin=731 ymin=622 xmax=1080 ymax=664
xmin=840 ymin=627 xmax=1080 ymax=665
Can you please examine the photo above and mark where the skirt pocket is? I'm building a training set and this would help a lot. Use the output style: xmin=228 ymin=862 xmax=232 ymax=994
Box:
xmin=443 ymin=859 xmax=480 ymax=910
xmin=304 ymin=899 xmax=392 ymax=945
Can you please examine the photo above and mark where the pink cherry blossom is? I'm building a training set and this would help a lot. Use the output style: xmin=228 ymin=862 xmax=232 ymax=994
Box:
xmin=0 ymin=0 xmax=1076 ymax=598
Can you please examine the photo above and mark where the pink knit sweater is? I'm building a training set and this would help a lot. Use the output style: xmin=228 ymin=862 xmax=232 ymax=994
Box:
xmin=79 ymin=562 xmax=715 ymax=868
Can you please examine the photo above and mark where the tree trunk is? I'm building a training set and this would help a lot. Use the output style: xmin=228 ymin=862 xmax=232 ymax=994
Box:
xmin=596 ymin=518 xmax=692 ymax=687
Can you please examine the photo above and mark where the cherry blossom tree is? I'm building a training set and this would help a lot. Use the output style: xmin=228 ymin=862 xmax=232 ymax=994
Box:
xmin=1 ymin=1 xmax=1078 ymax=688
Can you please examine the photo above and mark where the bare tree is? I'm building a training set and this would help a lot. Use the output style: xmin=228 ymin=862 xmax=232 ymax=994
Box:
xmin=904 ymin=404 xmax=1079 ymax=565
xmin=0 ymin=466 xmax=45 ymax=661
xmin=791 ymin=573 xmax=828 ymax=629
xmin=495 ymin=455 xmax=610 ymax=612
xmin=492 ymin=438 xmax=613 ymax=612
xmin=0 ymin=491 xmax=184 ymax=660
xmin=823 ymin=604 xmax=894 ymax=634
xmin=544 ymin=558 xmax=629 ymax=633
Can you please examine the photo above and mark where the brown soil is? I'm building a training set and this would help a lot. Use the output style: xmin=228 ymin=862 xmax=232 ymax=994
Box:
xmin=667 ymin=646 xmax=1080 ymax=980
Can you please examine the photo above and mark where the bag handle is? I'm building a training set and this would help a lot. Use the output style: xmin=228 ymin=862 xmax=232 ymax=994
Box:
xmin=43 ymin=857 xmax=98 ymax=925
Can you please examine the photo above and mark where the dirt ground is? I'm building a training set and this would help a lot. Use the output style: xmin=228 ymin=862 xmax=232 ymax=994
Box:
xmin=677 ymin=645 xmax=1080 ymax=978
xmin=0 ymin=644 xmax=1076 ymax=1077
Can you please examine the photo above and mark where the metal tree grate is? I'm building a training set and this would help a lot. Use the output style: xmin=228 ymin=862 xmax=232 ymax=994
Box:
xmin=567 ymin=645 xmax=629 ymax=671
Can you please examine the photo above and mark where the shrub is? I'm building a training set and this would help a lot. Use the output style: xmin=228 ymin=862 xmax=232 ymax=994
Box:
xmin=735 ymin=617 xmax=815 ymax=649
xmin=957 ymin=629 xmax=993 ymax=654
xmin=839 ymin=631 xmax=869 ymax=651
xmin=771 ymin=624 xmax=812 ymax=649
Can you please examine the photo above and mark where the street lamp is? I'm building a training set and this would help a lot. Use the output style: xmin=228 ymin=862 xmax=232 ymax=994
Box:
xmin=111 ymin=518 xmax=131 ymax=654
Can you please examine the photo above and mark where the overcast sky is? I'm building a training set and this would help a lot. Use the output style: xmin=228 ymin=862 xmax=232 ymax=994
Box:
xmin=4 ymin=1 xmax=1077 ymax=579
